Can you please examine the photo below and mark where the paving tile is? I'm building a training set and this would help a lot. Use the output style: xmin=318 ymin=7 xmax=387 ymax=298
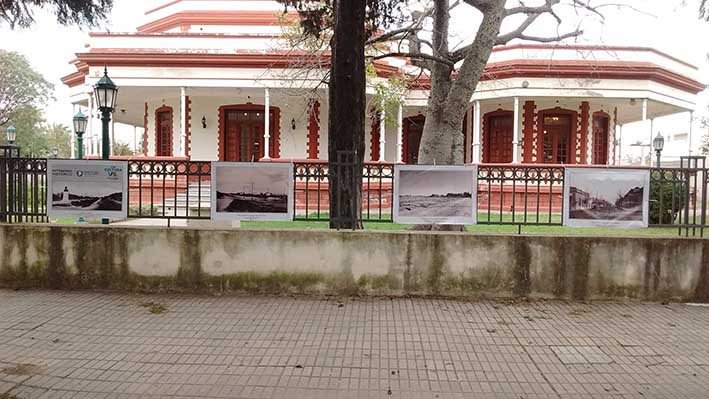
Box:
xmin=1 ymin=290 xmax=709 ymax=398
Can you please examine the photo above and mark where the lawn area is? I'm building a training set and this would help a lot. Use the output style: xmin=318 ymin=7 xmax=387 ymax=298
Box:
xmin=242 ymin=212 xmax=694 ymax=237
xmin=48 ymin=213 xmax=697 ymax=237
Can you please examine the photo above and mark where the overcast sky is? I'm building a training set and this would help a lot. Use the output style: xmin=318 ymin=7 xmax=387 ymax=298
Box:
xmin=0 ymin=0 xmax=708 ymax=150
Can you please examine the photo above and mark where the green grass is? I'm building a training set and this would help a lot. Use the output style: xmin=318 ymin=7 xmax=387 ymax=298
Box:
xmin=50 ymin=212 xmax=697 ymax=237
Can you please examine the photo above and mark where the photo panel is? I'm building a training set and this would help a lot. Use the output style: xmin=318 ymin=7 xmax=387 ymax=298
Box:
xmin=563 ymin=167 xmax=650 ymax=228
xmin=394 ymin=165 xmax=477 ymax=225
xmin=47 ymin=160 xmax=128 ymax=219
xmin=211 ymin=162 xmax=294 ymax=221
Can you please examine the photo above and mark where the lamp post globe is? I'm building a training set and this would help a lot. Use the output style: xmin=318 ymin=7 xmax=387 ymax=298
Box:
xmin=73 ymin=111 xmax=88 ymax=160
xmin=653 ymin=132 xmax=665 ymax=168
xmin=6 ymin=125 xmax=17 ymax=145
xmin=93 ymin=67 xmax=118 ymax=161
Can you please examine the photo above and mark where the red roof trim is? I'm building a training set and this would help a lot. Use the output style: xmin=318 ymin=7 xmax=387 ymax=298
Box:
xmin=413 ymin=60 xmax=705 ymax=94
xmin=492 ymin=44 xmax=699 ymax=71
xmin=89 ymin=32 xmax=280 ymax=39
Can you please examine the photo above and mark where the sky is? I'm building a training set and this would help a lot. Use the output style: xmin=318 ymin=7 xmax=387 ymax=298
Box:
xmin=399 ymin=169 xmax=474 ymax=196
xmin=215 ymin=166 xmax=289 ymax=194
xmin=0 ymin=0 xmax=708 ymax=154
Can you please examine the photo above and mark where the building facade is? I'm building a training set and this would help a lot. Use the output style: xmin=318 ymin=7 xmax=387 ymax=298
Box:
xmin=62 ymin=0 xmax=705 ymax=166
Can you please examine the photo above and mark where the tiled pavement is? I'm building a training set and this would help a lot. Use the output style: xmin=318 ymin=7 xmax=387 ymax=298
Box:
xmin=1 ymin=290 xmax=708 ymax=398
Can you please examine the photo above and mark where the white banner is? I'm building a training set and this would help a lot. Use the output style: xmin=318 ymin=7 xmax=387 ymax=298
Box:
xmin=394 ymin=165 xmax=477 ymax=225
xmin=563 ymin=167 xmax=650 ymax=228
xmin=211 ymin=162 xmax=294 ymax=221
xmin=47 ymin=160 xmax=128 ymax=219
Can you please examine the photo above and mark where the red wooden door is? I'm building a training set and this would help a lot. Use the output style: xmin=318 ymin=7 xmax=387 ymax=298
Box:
xmin=224 ymin=110 xmax=266 ymax=162
xmin=592 ymin=114 xmax=609 ymax=165
xmin=157 ymin=110 xmax=172 ymax=156
xmin=486 ymin=114 xmax=513 ymax=163
xmin=224 ymin=110 xmax=240 ymax=161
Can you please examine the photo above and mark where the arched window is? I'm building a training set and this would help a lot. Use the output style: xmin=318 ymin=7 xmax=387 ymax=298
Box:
xmin=155 ymin=105 xmax=173 ymax=157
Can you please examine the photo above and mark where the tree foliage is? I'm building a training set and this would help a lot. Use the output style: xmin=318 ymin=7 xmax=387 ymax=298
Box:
xmin=112 ymin=140 xmax=133 ymax=156
xmin=0 ymin=0 xmax=112 ymax=28
xmin=0 ymin=50 xmax=53 ymax=127
xmin=1 ymin=107 xmax=72 ymax=157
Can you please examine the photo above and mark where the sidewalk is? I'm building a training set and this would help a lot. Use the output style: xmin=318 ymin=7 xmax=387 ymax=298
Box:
xmin=1 ymin=290 xmax=708 ymax=398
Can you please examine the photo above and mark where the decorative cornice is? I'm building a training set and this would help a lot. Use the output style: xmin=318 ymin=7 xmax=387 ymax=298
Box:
xmin=137 ymin=10 xmax=297 ymax=33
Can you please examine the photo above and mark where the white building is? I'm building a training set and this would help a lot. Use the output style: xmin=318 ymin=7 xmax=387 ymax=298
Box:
xmin=63 ymin=0 xmax=706 ymax=166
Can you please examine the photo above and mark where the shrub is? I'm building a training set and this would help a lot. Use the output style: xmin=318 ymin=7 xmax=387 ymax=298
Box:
xmin=649 ymin=172 xmax=688 ymax=225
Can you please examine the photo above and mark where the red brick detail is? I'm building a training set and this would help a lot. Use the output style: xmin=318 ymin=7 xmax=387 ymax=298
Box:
xmin=217 ymin=103 xmax=281 ymax=161
xmin=143 ymin=102 xmax=148 ymax=156
xmin=369 ymin=108 xmax=380 ymax=162
xmin=306 ymin=100 xmax=320 ymax=159
xmin=155 ymin=105 xmax=174 ymax=157
xmin=185 ymin=96 xmax=192 ymax=158
xmin=579 ymin=101 xmax=590 ymax=164
xmin=522 ymin=101 xmax=536 ymax=163
xmin=612 ymin=107 xmax=618 ymax=165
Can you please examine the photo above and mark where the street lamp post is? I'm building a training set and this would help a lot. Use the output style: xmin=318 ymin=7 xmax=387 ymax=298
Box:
xmin=93 ymin=67 xmax=118 ymax=160
xmin=73 ymin=111 xmax=88 ymax=160
xmin=653 ymin=132 xmax=665 ymax=168
xmin=93 ymin=68 xmax=119 ymax=225
xmin=1 ymin=125 xmax=19 ymax=223
xmin=1 ymin=125 xmax=19 ymax=158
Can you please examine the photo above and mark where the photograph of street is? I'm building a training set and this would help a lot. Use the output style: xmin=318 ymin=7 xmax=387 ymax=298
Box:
xmin=395 ymin=166 xmax=476 ymax=224
xmin=564 ymin=168 xmax=649 ymax=227
xmin=212 ymin=163 xmax=293 ymax=220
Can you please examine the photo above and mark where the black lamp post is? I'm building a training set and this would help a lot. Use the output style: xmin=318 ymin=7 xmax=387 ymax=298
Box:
xmin=653 ymin=132 xmax=665 ymax=168
xmin=93 ymin=67 xmax=118 ymax=160
xmin=73 ymin=111 xmax=88 ymax=160
xmin=2 ymin=125 xmax=19 ymax=158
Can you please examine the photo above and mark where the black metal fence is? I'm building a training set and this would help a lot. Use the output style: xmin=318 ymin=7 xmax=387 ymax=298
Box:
xmin=1 ymin=156 xmax=707 ymax=235
xmin=0 ymin=157 xmax=48 ymax=224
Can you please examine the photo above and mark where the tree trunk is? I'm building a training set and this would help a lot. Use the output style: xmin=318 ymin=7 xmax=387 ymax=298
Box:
xmin=418 ymin=100 xmax=466 ymax=165
xmin=328 ymin=0 xmax=366 ymax=229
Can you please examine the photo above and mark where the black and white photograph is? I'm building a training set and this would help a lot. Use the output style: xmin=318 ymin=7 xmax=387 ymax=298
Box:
xmin=211 ymin=162 xmax=294 ymax=221
xmin=563 ymin=168 xmax=650 ymax=228
xmin=47 ymin=160 xmax=128 ymax=219
xmin=394 ymin=165 xmax=477 ymax=225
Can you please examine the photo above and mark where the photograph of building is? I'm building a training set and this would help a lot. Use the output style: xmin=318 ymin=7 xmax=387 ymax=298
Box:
xmin=564 ymin=168 xmax=650 ymax=227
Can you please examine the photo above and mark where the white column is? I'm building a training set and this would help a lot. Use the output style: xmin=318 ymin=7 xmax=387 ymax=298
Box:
xmin=180 ymin=87 xmax=187 ymax=157
xmin=688 ymin=111 xmax=694 ymax=155
xmin=109 ymin=120 xmax=115 ymax=156
xmin=642 ymin=99 xmax=649 ymax=165
xmin=473 ymin=100 xmax=482 ymax=163
xmin=378 ymin=101 xmax=386 ymax=162
xmin=649 ymin=118 xmax=655 ymax=167
xmin=465 ymin=106 xmax=473 ymax=163
xmin=396 ymin=103 xmax=403 ymax=163
xmin=263 ymin=87 xmax=270 ymax=160
xmin=70 ymin=105 xmax=76 ymax=159
xmin=133 ymin=126 xmax=138 ymax=155
xmin=617 ymin=124 xmax=623 ymax=165
xmin=87 ymin=94 xmax=94 ymax=156
xmin=512 ymin=97 xmax=521 ymax=163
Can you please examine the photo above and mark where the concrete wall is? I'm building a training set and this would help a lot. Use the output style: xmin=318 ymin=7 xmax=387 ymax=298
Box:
xmin=1 ymin=225 xmax=707 ymax=301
